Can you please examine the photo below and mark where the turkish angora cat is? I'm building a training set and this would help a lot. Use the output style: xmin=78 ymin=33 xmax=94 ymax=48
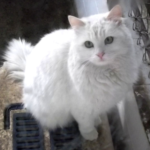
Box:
xmin=4 ymin=5 xmax=140 ymax=141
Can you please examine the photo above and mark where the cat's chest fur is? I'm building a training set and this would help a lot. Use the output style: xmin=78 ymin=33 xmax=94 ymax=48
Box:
xmin=68 ymin=62 xmax=130 ymax=113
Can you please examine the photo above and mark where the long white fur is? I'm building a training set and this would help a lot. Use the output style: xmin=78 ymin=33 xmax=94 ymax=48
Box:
xmin=4 ymin=39 xmax=33 ymax=80
xmin=3 ymin=6 xmax=141 ymax=140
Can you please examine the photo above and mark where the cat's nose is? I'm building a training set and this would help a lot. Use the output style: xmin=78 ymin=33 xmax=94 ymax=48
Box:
xmin=97 ymin=52 xmax=105 ymax=59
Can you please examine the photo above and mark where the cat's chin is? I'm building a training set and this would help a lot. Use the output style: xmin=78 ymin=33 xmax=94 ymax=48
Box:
xmin=92 ymin=61 xmax=109 ymax=66
xmin=90 ymin=57 xmax=109 ymax=66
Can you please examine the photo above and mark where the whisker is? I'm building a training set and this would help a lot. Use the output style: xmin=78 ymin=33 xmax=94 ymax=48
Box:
xmin=78 ymin=60 xmax=90 ymax=69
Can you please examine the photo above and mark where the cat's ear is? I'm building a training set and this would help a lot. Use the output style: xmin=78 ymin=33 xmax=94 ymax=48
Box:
xmin=107 ymin=5 xmax=122 ymax=23
xmin=68 ymin=15 xmax=85 ymax=28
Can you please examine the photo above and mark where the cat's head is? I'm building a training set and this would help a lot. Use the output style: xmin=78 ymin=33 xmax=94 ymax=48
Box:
xmin=68 ymin=5 xmax=134 ymax=67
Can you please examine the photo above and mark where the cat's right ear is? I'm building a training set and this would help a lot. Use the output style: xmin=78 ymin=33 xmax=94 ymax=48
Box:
xmin=68 ymin=15 xmax=85 ymax=29
xmin=107 ymin=5 xmax=122 ymax=25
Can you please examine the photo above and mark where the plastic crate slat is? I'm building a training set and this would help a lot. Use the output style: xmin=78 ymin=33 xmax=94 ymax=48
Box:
xmin=16 ymin=131 xmax=40 ymax=137
xmin=16 ymin=120 xmax=37 ymax=126
xmin=16 ymin=126 xmax=39 ymax=131
xmin=16 ymin=116 xmax=35 ymax=121
xmin=16 ymin=137 xmax=40 ymax=143
xmin=17 ymin=143 xmax=40 ymax=148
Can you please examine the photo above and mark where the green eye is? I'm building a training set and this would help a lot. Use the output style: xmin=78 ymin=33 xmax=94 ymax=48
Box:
xmin=84 ymin=41 xmax=94 ymax=48
xmin=105 ymin=36 xmax=114 ymax=45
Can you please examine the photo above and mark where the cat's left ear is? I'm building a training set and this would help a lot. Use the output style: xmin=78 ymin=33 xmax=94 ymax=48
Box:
xmin=68 ymin=15 xmax=85 ymax=28
xmin=107 ymin=5 xmax=123 ymax=24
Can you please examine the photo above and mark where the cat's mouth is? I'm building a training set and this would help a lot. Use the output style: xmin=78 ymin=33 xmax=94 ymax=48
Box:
xmin=98 ymin=57 xmax=104 ymax=61
xmin=90 ymin=54 xmax=110 ymax=66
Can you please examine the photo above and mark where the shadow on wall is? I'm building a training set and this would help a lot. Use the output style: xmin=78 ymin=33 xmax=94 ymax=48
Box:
xmin=0 ymin=0 xmax=77 ymax=65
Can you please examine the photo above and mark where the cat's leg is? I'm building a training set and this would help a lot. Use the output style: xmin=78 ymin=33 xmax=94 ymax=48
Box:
xmin=79 ymin=122 xmax=98 ymax=141
xmin=95 ymin=116 xmax=102 ymax=127
xmin=72 ymin=109 xmax=98 ymax=140
xmin=79 ymin=116 xmax=102 ymax=140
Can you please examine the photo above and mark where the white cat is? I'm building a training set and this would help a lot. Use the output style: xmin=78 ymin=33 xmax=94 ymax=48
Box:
xmin=4 ymin=5 xmax=140 ymax=141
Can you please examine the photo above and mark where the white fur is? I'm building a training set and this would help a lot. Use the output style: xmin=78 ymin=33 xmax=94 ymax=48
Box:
xmin=3 ymin=39 xmax=33 ymax=80
xmin=3 ymin=12 xmax=140 ymax=141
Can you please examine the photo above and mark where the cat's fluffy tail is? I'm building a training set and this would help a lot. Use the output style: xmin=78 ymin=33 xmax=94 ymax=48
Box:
xmin=3 ymin=39 xmax=33 ymax=81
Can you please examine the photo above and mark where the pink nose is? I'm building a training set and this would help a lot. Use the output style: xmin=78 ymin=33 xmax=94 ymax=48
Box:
xmin=97 ymin=52 xmax=105 ymax=59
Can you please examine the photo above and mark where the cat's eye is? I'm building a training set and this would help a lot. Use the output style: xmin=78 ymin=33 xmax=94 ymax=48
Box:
xmin=105 ymin=36 xmax=114 ymax=45
xmin=84 ymin=41 xmax=94 ymax=48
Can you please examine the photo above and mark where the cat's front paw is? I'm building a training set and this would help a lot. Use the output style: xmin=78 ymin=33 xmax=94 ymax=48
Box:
xmin=81 ymin=129 xmax=98 ymax=141
xmin=95 ymin=117 xmax=102 ymax=126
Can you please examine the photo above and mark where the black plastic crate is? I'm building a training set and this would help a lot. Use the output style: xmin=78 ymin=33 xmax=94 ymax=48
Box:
xmin=4 ymin=103 xmax=83 ymax=150
xmin=50 ymin=121 xmax=83 ymax=150
xmin=13 ymin=113 xmax=45 ymax=150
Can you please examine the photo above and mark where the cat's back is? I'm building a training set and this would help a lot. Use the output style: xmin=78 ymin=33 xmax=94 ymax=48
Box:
xmin=36 ymin=29 xmax=73 ymax=49
xmin=23 ymin=30 xmax=72 ymax=128
xmin=23 ymin=29 xmax=74 ymax=128
xmin=24 ymin=29 xmax=73 ymax=94
xmin=26 ymin=29 xmax=73 ymax=69
xmin=32 ymin=29 xmax=73 ymax=57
